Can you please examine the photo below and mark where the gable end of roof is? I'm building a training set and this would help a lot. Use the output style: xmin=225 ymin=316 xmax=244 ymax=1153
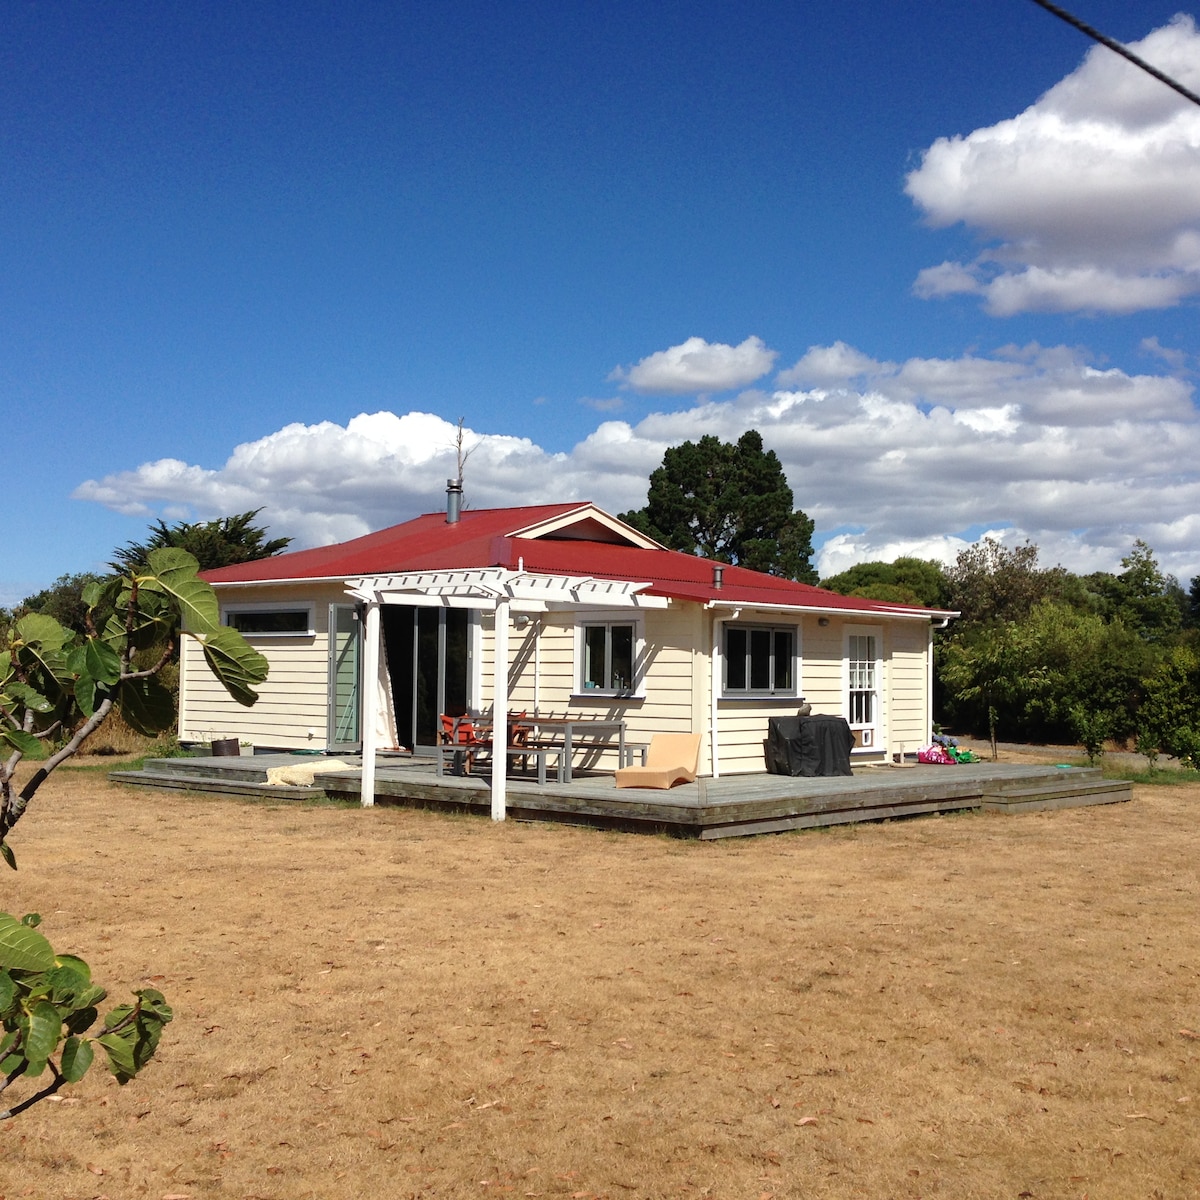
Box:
xmin=506 ymin=504 xmax=665 ymax=550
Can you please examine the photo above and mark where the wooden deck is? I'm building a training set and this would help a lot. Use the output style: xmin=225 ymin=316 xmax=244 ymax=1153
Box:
xmin=109 ymin=752 xmax=1133 ymax=839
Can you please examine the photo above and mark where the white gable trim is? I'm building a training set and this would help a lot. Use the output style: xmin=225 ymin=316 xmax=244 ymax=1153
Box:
xmin=505 ymin=504 xmax=665 ymax=550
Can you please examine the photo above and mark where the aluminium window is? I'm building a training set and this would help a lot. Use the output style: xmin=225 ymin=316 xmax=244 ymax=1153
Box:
xmin=576 ymin=615 xmax=642 ymax=696
xmin=223 ymin=604 xmax=315 ymax=637
xmin=723 ymin=623 xmax=796 ymax=696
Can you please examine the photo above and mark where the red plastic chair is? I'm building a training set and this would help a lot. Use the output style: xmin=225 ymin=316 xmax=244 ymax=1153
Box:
xmin=439 ymin=713 xmax=492 ymax=775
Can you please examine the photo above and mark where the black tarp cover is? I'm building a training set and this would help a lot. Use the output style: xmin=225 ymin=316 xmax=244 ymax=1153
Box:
xmin=765 ymin=714 xmax=854 ymax=777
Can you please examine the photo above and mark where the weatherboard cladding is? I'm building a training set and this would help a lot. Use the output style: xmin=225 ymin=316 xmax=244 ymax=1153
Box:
xmin=202 ymin=503 xmax=951 ymax=620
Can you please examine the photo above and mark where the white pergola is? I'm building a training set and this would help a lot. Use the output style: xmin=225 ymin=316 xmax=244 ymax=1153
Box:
xmin=345 ymin=568 xmax=668 ymax=819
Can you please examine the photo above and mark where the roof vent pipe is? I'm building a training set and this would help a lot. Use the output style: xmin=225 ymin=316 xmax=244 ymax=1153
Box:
xmin=446 ymin=478 xmax=463 ymax=524
xmin=712 ymin=565 xmax=724 ymax=590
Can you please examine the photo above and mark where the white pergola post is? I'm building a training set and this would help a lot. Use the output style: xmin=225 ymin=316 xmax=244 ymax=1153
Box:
xmin=491 ymin=596 xmax=509 ymax=821
xmin=709 ymin=615 xmax=722 ymax=779
xmin=360 ymin=599 xmax=381 ymax=808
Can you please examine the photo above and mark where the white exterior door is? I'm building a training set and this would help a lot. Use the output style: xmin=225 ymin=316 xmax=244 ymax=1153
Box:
xmin=845 ymin=626 xmax=883 ymax=751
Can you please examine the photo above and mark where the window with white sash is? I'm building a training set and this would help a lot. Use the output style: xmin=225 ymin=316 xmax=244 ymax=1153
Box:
xmin=844 ymin=626 xmax=882 ymax=749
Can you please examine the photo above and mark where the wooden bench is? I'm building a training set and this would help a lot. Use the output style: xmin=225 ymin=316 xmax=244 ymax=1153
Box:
xmin=434 ymin=742 xmax=565 ymax=785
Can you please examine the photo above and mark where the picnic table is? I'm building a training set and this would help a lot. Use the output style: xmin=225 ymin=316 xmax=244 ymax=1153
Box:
xmin=522 ymin=715 xmax=629 ymax=783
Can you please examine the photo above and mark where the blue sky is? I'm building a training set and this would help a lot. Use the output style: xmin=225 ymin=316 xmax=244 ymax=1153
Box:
xmin=5 ymin=0 xmax=1199 ymax=605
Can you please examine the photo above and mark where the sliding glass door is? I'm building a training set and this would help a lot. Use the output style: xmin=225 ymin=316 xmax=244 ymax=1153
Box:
xmin=382 ymin=605 xmax=471 ymax=750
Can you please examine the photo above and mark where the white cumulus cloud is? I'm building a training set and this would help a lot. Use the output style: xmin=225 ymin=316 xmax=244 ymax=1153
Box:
xmin=906 ymin=15 xmax=1200 ymax=315
xmin=73 ymin=342 xmax=1200 ymax=585
xmin=610 ymin=335 xmax=777 ymax=394
xmin=776 ymin=341 xmax=891 ymax=388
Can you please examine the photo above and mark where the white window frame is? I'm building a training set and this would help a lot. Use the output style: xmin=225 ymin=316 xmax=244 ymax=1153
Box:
xmin=221 ymin=601 xmax=316 ymax=638
xmin=844 ymin=624 xmax=883 ymax=751
xmin=721 ymin=621 xmax=799 ymax=698
xmin=573 ymin=611 xmax=645 ymax=699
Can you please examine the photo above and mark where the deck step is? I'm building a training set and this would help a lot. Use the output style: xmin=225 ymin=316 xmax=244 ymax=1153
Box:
xmin=107 ymin=769 xmax=318 ymax=802
xmin=983 ymin=765 xmax=1104 ymax=789
xmin=138 ymin=757 xmax=274 ymax=783
xmin=981 ymin=777 xmax=1132 ymax=813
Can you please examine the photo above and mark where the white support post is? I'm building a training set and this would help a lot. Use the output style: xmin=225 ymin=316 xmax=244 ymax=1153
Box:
xmin=360 ymin=600 xmax=381 ymax=808
xmin=709 ymin=616 xmax=722 ymax=778
xmin=926 ymin=622 xmax=935 ymax=745
xmin=533 ymin=616 xmax=541 ymax=714
xmin=491 ymin=598 xmax=509 ymax=821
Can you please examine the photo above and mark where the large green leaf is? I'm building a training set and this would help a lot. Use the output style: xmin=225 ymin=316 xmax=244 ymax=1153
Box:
xmin=22 ymin=1000 xmax=62 ymax=1076
xmin=1 ymin=681 xmax=54 ymax=714
xmin=135 ymin=988 xmax=172 ymax=1024
xmin=139 ymin=548 xmax=220 ymax=635
xmin=100 ymin=603 xmax=168 ymax=654
xmin=60 ymin=1034 xmax=94 ymax=1083
xmin=201 ymin=626 xmax=268 ymax=706
xmin=98 ymin=990 xmax=172 ymax=1082
xmin=44 ymin=960 xmax=103 ymax=1009
xmin=82 ymin=638 xmax=122 ymax=686
xmin=12 ymin=613 xmax=71 ymax=651
xmin=72 ymin=662 xmax=115 ymax=719
xmin=10 ymin=614 xmax=73 ymax=684
xmin=117 ymin=676 xmax=176 ymax=736
xmin=0 ymin=971 xmax=15 ymax=1014
xmin=0 ymin=728 xmax=44 ymax=758
xmin=53 ymin=954 xmax=92 ymax=983
xmin=73 ymin=669 xmax=97 ymax=718
xmin=63 ymin=1004 xmax=100 ymax=1036
xmin=97 ymin=1029 xmax=137 ymax=1081
xmin=0 ymin=913 xmax=54 ymax=972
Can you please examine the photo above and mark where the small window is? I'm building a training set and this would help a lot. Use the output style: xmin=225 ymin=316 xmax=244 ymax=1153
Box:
xmin=723 ymin=623 xmax=796 ymax=696
xmin=578 ymin=619 xmax=639 ymax=695
xmin=224 ymin=607 xmax=313 ymax=637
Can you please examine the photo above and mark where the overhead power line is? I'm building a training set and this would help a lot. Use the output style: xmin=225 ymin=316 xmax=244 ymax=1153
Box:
xmin=1027 ymin=0 xmax=1200 ymax=110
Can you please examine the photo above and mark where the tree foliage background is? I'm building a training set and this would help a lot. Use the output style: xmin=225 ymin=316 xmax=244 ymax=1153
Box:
xmin=620 ymin=431 xmax=818 ymax=583
xmin=823 ymin=536 xmax=1199 ymax=762
xmin=109 ymin=508 xmax=292 ymax=574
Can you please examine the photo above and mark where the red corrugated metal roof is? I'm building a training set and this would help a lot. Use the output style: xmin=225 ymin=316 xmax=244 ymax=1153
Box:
xmin=200 ymin=503 xmax=582 ymax=583
xmin=203 ymin=502 xmax=953 ymax=619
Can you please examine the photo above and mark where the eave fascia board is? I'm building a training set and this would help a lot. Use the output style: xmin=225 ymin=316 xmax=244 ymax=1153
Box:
xmin=703 ymin=598 xmax=959 ymax=622
xmin=209 ymin=575 xmax=353 ymax=589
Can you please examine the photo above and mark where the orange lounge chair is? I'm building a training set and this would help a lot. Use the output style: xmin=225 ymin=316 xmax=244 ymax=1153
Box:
xmin=614 ymin=733 xmax=702 ymax=790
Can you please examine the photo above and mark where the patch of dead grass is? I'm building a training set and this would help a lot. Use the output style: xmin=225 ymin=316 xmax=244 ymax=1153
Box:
xmin=0 ymin=772 xmax=1197 ymax=1198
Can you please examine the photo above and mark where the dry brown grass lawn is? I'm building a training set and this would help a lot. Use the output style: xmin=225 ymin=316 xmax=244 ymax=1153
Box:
xmin=1 ymin=762 xmax=1198 ymax=1200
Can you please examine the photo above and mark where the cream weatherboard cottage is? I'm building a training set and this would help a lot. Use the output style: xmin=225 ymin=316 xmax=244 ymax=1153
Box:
xmin=180 ymin=499 xmax=955 ymax=813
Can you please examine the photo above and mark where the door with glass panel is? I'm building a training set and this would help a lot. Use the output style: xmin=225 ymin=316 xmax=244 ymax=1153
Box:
xmin=382 ymin=605 xmax=470 ymax=751
xmin=846 ymin=631 xmax=880 ymax=750
xmin=328 ymin=604 xmax=362 ymax=752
